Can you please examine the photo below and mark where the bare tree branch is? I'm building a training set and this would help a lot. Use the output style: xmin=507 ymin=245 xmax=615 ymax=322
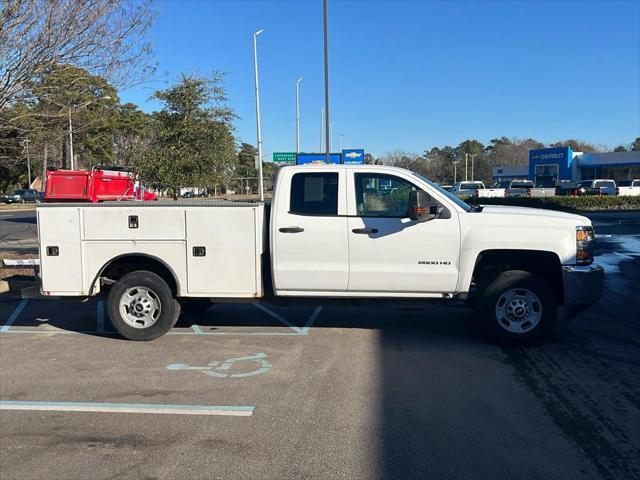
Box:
xmin=0 ymin=0 xmax=156 ymax=110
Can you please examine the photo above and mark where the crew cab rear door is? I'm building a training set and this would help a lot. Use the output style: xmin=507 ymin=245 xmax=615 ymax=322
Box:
xmin=271 ymin=167 xmax=349 ymax=293
xmin=346 ymin=169 xmax=460 ymax=294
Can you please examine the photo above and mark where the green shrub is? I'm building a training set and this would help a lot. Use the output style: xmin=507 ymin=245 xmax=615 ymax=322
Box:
xmin=464 ymin=195 xmax=640 ymax=212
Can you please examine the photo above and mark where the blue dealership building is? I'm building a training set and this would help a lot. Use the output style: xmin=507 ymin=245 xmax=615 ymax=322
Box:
xmin=493 ymin=147 xmax=640 ymax=185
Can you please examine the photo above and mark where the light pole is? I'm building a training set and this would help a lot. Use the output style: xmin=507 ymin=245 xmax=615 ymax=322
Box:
xmin=320 ymin=108 xmax=324 ymax=152
xmin=68 ymin=108 xmax=75 ymax=169
xmin=339 ymin=134 xmax=343 ymax=152
xmin=322 ymin=0 xmax=330 ymax=163
xmin=465 ymin=153 xmax=478 ymax=181
xmin=22 ymin=139 xmax=32 ymax=187
xmin=452 ymin=158 xmax=462 ymax=184
xmin=465 ymin=153 xmax=468 ymax=181
xmin=48 ymin=95 xmax=111 ymax=170
xmin=253 ymin=28 xmax=264 ymax=201
xmin=470 ymin=153 xmax=477 ymax=181
xmin=330 ymin=122 xmax=334 ymax=152
xmin=296 ymin=76 xmax=303 ymax=153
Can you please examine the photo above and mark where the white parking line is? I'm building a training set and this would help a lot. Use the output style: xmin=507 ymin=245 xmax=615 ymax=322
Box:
xmin=0 ymin=300 xmax=28 ymax=333
xmin=253 ymin=304 xmax=322 ymax=334
xmin=0 ymin=400 xmax=255 ymax=416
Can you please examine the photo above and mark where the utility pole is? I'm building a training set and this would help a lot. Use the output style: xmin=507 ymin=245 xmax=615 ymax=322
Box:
xmin=323 ymin=0 xmax=330 ymax=163
xmin=296 ymin=77 xmax=303 ymax=153
xmin=253 ymin=28 xmax=265 ymax=201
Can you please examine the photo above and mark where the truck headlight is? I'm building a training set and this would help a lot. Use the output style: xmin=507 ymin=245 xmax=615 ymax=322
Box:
xmin=576 ymin=226 xmax=595 ymax=265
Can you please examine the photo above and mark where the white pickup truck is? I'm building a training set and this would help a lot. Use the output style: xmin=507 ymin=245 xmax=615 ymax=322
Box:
xmin=616 ymin=179 xmax=640 ymax=196
xmin=36 ymin=164 xmax=604 ymax=345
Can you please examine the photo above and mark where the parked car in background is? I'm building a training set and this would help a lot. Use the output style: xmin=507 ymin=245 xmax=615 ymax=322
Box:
xmin=475 ymin=184 xmax=506 ymax=198
xmin=616 ymin=179 xmax=640 ymax=196
xmin=182 ymin=191 xmax=196 ymax=198
xmin=450 ymin=181 xmax=485 ymax=197
xmin=489 ymin=179 xmax=555 ymax=198
xmin=577 ymin=179 xmax=617 ymax=196
xmin=439 ymin=185 xmax=452 ymax=192
xmin=555 ymin=180 xmax=579 ymax=196
xmin=3 ymin=189 xmax=39 ymax=203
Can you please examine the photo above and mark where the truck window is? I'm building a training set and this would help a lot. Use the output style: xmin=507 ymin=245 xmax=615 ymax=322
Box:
xmin=355 ymin=173 xmax=422 ymax=217
xmin=511 ymin=181 xmax=534 ymax=189
xmin=290 ymin=172 xmax=339 ymax=215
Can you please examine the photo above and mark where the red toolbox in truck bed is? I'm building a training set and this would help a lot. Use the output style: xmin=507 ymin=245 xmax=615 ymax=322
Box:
xmin=45 ymin=168 xmax=156 ymax=202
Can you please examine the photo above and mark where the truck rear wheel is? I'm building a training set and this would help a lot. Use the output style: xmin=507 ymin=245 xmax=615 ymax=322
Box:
xmin=107 ymin=271 xmax=180 ymax=341
xmin=479 ymin=270 xmax=556 ymax=346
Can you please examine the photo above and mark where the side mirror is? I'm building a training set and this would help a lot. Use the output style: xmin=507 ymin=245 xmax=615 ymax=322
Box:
xmin=409 ymin=191 xmax=437 ymax=222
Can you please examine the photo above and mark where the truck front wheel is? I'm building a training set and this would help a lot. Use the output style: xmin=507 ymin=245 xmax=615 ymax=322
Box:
xmin=107 ymin=271 xmax=180 ymax=341
xmin=479 ymin=270 xmax=556 ymax=346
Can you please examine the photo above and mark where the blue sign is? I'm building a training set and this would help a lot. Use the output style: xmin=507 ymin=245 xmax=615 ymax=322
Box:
xmin=342 ymin=149 xmax=365 ymax=165
xmin=528 ymin=147 xmax=573 ymax=182
xmin=296 ymin=153 xmax=342 ymax=165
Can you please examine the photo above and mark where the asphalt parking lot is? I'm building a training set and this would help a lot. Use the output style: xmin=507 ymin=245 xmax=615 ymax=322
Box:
xmin=0 ymin=209 xmax=639 ymax=479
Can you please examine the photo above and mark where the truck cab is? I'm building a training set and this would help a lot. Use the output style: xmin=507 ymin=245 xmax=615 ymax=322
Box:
xmin=270 ymin=165 xmax=460 ymax=296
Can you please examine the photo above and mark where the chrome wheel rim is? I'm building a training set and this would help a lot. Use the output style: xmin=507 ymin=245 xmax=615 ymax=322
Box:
xmin=495 ymin=288 xmax=542 ymax=334
xmin=119 ymin=286 xmax=161 ymax=329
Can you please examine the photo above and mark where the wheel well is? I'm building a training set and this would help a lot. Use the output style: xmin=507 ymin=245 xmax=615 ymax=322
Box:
xmin=471 ymin=249 xmax=563 ymax=304
xmin=97 ymin=254 xmax=178 ymax=295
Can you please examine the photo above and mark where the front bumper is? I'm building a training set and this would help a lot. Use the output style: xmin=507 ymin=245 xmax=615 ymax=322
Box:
xmin=562 ymin=264 xmax=604 ymax=307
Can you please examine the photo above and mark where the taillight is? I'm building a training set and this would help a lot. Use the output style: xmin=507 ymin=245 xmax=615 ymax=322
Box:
xmin=576 ymin=226 xmax=595 ymax=265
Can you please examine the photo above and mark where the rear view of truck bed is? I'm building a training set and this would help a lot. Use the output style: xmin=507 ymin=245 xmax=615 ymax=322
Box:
xmin=37 ymin=202 xmax=265 ymax=298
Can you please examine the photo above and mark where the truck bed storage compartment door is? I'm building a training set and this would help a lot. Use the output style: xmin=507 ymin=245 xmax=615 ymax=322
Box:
xmin=272 ymin=171 xmax=349 ymax=292
xmin=185 ymin=208 xmax=261 ymax=296
xmin=83 ymin=207 xmax=185 ymax=240
xmin=38 ymin=207 xmax=84 ymax=294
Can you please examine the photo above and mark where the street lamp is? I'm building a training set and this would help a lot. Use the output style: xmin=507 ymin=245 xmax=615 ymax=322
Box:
xmin=452 ymin=158 xmax=462 ymax=184
xmin=22 ymin=139 xmax=31 ymax=187
xmin=253 ymin=28 xmax=264 ymax=201
xmin=48 ymin=95 xmax=111 ymax=170
xmin=296 ymin=76 xmax=303 ymax=154
xmin=322 ymin=0 xmax=331 ymax=163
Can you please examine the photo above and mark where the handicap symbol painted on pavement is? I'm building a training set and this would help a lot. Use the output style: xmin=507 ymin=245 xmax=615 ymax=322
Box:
xmin=167 ymin=352 xmax=272 ymax=378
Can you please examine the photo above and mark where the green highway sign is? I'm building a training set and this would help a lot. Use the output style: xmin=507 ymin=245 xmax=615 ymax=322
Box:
xmin=272 ymin=152 xmax=296 ymax=163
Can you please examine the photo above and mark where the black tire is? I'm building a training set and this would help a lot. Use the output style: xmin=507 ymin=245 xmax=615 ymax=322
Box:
xmin=106 ymin=270 xmax=180 ymax=341
xmin=180 ymin=298 xmax=213 ymax=313
xmin=479 ymin=270 xmax=556 ymax=346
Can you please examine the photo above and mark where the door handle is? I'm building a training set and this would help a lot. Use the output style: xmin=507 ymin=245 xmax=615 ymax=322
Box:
xmin=279 ymin=226 xmax=305 ymax=233
xmin=352 ymin=228 xmax=378 ymax=234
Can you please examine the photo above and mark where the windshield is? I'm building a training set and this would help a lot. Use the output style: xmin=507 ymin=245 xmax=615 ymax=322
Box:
xmin=412 ymin=173 xmax=472 ymax=212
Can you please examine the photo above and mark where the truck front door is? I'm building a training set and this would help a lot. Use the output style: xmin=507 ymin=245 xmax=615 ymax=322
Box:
xmin=346 ymin=171 xmax=460 ymax=294
xmin=272 ymin=169 xmax=349 ymax=293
